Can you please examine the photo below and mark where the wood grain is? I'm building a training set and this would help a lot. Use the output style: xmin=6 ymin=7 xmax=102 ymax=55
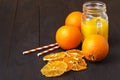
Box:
xmin=0 ymin=0 xmax=120 ymax=80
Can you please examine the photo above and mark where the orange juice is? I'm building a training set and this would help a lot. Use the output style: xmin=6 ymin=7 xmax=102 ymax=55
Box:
xmin=81 ymin=17 xmax=108 ymax=41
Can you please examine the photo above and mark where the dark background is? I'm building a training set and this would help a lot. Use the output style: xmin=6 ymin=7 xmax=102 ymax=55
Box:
xmin=0 ymin=0 xmax=120 ymax=80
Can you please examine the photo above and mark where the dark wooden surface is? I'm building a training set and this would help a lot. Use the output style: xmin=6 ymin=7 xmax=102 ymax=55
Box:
xmin=0 ymin=0 xmax=120 ymax=80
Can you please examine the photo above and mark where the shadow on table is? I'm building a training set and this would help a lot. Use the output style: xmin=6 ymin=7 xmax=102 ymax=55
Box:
xmin=89 ymin=48 xmax=120 ymax=65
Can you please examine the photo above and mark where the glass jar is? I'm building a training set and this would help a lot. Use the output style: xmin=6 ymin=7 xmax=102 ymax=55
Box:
xmin=81 ymin=1 xmax=109 ymax=41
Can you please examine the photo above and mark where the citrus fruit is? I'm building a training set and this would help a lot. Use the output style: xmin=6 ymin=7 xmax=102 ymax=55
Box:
xmin=55 ymin=25 xmax=82 ymax=50
xmin=63 ymin=56 xmax=87 ymax=71
xmin=82 ymin=34 xmax=109 ymax=62
xmin=65 ymin=11 xmax=82 ymax=30
xmin=43 ymin=52 xmax=66 ymax=61
xmin=41 ymin=49 xmax=88 ymax=77
xmin=41 ymin=61 xmax=67 ymax=77
xmin=71 ymin=59 xmax=87 ymax=71
xmin=66 ymin=49 xmax=84 ymax=58
xmin=63 ymin=57 xmax=73 ymax=71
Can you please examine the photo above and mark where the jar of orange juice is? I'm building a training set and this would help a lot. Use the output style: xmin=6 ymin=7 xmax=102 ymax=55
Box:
xmin=81 ymin=1 xmax=108 ymax=41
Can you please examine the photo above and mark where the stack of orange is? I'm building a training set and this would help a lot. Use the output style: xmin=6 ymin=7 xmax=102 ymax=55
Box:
xmin=56 ymin=11 xmax=83 ymax=50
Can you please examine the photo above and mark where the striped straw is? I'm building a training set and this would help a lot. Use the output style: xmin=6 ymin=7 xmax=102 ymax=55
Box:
xmin=23 ymin=43 xmax=58 ymax=54
xmin=37 ymin=46 xmax=59 ymax=56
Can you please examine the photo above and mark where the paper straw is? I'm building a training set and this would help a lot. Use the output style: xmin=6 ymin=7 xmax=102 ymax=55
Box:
xmin=37 ymin=46 xmax=59 ymax=56
xmin=23 ymin=43 xmax=58 ymax=54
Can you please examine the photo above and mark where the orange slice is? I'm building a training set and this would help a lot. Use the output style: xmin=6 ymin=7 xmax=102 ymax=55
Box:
xmin=63 ymin=56 xmax=87 ymax=71
xmin=66 ymin=49 xmax=84 ymax=58
xmin=43 ymin=52 xmax=66 ymax=61
xmin=63 ymin=57 xmax=74 ymax=71
xmin=71 ymin=59 xmax=87 ymax=71
xmin=40 ymin=61 xmax=67 ymax=77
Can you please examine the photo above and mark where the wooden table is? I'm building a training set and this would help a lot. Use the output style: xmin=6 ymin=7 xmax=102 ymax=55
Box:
xmin=0 ymin=0 xmax=120 ymax=80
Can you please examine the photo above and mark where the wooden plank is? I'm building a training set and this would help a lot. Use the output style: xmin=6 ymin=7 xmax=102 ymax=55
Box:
xmin=0 ymin=0 xmax=17 ymax=80
xmin=4 ymin=0 xmax=40 ymax=80
xmin=0 ymin=0 xmax=119 ymax=80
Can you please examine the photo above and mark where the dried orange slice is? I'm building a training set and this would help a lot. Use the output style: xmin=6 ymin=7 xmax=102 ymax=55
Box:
xmin=66 ymin=49 xmax=84 ymax=58
xmin=63 ymin=57 xmax=74 ymax=71
xmin=40 ymin=61 xmax=67 ymax=77
xmin=41 ymin=49 xmax=88 ymax=77
xmin=43 ymin=52 xmax=66 ymax=61
xmin=63 ymin=56 xmax=87 ymax=71
xmin=71 ymin=58 xmax=87 ymax=71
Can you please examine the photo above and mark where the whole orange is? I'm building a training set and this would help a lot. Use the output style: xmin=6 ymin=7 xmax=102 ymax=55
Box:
xmin=82 ymin=35 xmax=109 ymax=62
xmin=56 ymin=25 xmax=82 ymax=50
xmin=65 ymin=11 xmax=82 ymax=30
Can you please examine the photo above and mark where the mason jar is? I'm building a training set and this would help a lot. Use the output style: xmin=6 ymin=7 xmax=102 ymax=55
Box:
xmin=81 ymin=1 xmax=109 ymax=41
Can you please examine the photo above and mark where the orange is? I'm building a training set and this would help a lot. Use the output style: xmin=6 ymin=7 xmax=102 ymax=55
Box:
xmin=82 ymin=34 xmax=109 ymax=62
xmin=65 ymin=11 xmax=82 ymax=30
xmin=55 ymin=25 xmax=82 ymax=50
